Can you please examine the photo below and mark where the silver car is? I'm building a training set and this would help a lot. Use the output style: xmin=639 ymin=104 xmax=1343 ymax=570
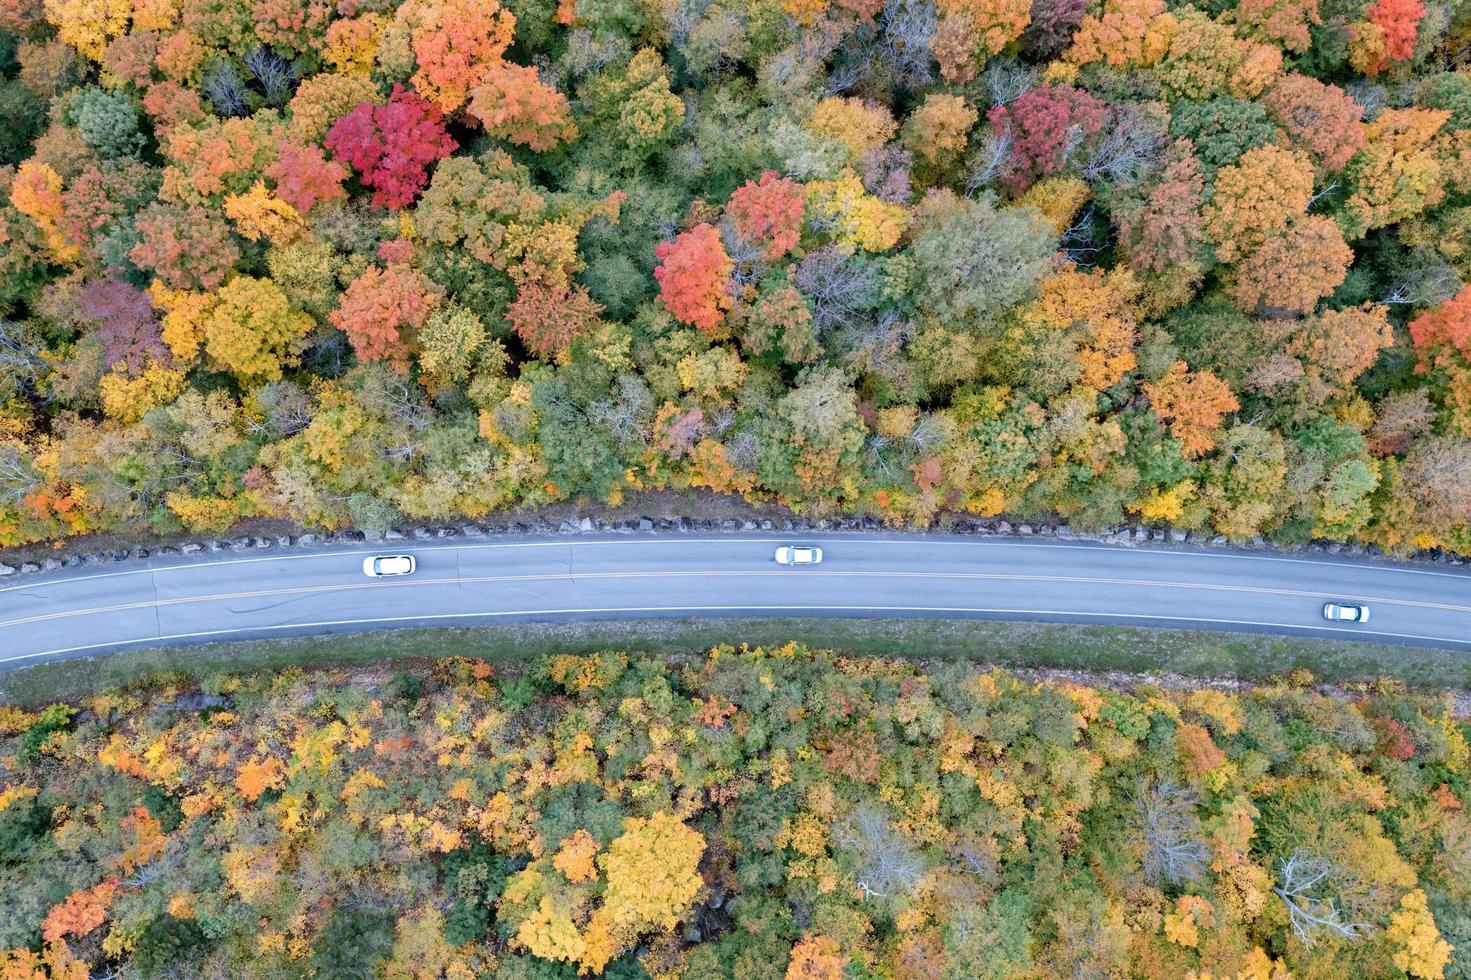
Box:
xmin=775 ymin=545 xmax=823 ymax=565
xmin=1323 ymin=602 xmax=1369 ymax=623
xmin=363 ymin=555 xmax=416 ymax=577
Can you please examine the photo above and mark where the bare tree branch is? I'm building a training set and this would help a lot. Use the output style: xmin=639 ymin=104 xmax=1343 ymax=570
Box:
xmin=1273 ymin=851 xmax=1373 ymax=947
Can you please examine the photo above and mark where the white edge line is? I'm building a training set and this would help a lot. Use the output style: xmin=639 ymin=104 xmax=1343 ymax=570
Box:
xmin=3 ymin=535 xmax=1469 ymax=595
xmin=6 ymin=605 xmax=1470 ymax=664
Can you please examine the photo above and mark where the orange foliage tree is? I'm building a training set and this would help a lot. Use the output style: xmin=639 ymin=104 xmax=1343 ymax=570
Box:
xmin=1290 ymin=303 xmax=1394 ymax=389
xmin=1408 ymin=285 xmax=1471 ymax=431
xmin=1261 ymin=74 xmax=1364 ymax=173
xmin=41 ymin=879 xmax=120 ymax=946
xmin=329 ymin=263 xmax=444 ymax=369
xmin=787 ymin=935 xmax=849 ymax=980
xmin=1202 ymin=144 xmax=1314 ymax=263
xmin=505 ymin=282 xmax=604 ymax=360
xmin=1230 ymin=216 xmax=1354 ymax=315
xmin=1350 ymin=0 xmax=1425 ymax=76
xmin=467 ymin=63 xmax=578 ymax=152
xmin=395 ymin=0 xmax=515 ymax=114
xmin=1144 ymin=361 xmax=1239 ymax=458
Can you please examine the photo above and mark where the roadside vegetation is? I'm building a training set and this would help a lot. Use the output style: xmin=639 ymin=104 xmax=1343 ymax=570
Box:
xmin=1 ymin=644 xmax=1467 ymax=977
xmin=4 ymin=617 xmax=1470 ymax=705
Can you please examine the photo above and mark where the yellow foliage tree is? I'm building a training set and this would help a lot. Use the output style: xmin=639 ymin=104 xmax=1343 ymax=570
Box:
xmin=43 ymin=0 xmax=130 ymax=60
xmin=1386 ymin=889 xmax=1452 ymax=980
xmin=223 ymin=181 xmax=304 ymax=244
xmin=201 ymin=276 xmax=313 ymax=383
xmin=902 ymin=93 xmax=978 ymax=177
xmin=516 ymin=895 xmax=587 ymax=964
xmin=99 ymin=363 xmax=187 ymax=424
xmin=149 ymin=284 xmax=214 ymax=366
xmin=1342 ymin=108 xmax=1449 ymax=239
xmin=805 ymin=170 xmax=908 ymax=253
xmin=936 ymin=0 xmax=1031 ymax=56
xmin=9 ymin=163 xmax=80 ymax=264
xmin=223 ymin=844 xmax=282 ymax=904
xmin=1163 ymin=894 xmax=1213 ymax=947
xmin=806 ymin=97 xmax=897 ymax=161
xmin=600 ymin=812 xmax=704 ymax=933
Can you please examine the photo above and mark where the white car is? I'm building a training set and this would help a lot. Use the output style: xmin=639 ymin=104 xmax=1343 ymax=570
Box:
xmin=363 ymin=555 xmax=416 ymax=577
xmin=1323 ymin=602 xmax=1369 ymax=623
xmin=775 ymin=545 xmax=823 ymax=565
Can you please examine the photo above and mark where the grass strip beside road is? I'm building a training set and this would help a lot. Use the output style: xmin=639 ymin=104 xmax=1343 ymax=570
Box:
xmin=1 ymin=617 xmax=1466 ymax=705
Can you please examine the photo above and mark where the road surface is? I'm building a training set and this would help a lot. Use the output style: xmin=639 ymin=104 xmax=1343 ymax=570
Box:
xmin=1 ymin=534 xmax=1469 ymax=668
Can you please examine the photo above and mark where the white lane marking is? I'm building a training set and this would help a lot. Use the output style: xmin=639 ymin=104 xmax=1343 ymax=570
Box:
xmin=6 ymin=568 xmax=1471 ymax=631
xmin=2 ymin=535 xmax=1468 ymax=596
xmin=5 ymin=606 xmax=1470 ymax=663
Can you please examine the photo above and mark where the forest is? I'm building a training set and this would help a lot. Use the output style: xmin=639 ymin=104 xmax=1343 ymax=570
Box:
xmin=0 ymin=646 xmax=1466 ymax=977
xmin=0 ymin=0 xmax=1468 ymax=554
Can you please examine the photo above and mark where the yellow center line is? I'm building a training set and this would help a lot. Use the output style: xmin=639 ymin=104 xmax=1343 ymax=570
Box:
xmin=2 ymin=569 xmax=1469 ymax=631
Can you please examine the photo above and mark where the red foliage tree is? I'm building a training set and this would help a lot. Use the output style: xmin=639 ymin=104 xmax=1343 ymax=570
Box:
xmin=986 ymin=84 xmax=1108 ymax=191
xmin=324 ymin=84 xmax=457 ymax=210
xmin=1113 ymin=140 xmax=1205 ymax=271
xmin=506 ymin=282 xmax=605 ymax=359
xmin=726 ymin=171 xmax=806 ymax=260
xmin=654 ymin=223 xmax=734 ymax=337
xmin=1374 ymin=717 xmax=1416 ymax=760
xmin=265 ymin=140 xmax=348 ymax=215
xmin=78 ymin=278 xmax=170 ymax=374
xmin=329 ymin=263 xmax=443 ymax=368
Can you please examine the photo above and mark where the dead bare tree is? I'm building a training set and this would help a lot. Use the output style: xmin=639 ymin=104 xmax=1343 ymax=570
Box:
xmin=247 ymin=380 xmax=313 ymax=437
xmin=587 ymin=373 xmax=655 ymax=449
xmin=1082 ymin=105 xmax=1168 ymax=188
xmin=0 ymin=445 xmax=41 ymax=508
xmin=1133 ymin=778 xmax=1209 ymax=888
xmin=794 ymin=248 xmax=882 ymax=334
xmin=876 ymin=0 xmax=936 ymax=91
xmin=833 ymin=805 xmax=925 ymax=900
xmin=966 ymin=129 xmax=1014 ymax=194
xmin=983 ymin=57 xmax=1040 ymax=106
xmin=1273 ymin=851 xmax=1372 ymax=947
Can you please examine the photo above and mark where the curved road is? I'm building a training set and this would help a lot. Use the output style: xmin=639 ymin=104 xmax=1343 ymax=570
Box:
xmin=1 ymin=534 xmax=1470 ymax=668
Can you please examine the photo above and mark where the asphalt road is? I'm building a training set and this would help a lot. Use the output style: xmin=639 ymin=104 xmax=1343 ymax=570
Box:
xmin=1 ymin=534 xmax=1469 ymax=668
